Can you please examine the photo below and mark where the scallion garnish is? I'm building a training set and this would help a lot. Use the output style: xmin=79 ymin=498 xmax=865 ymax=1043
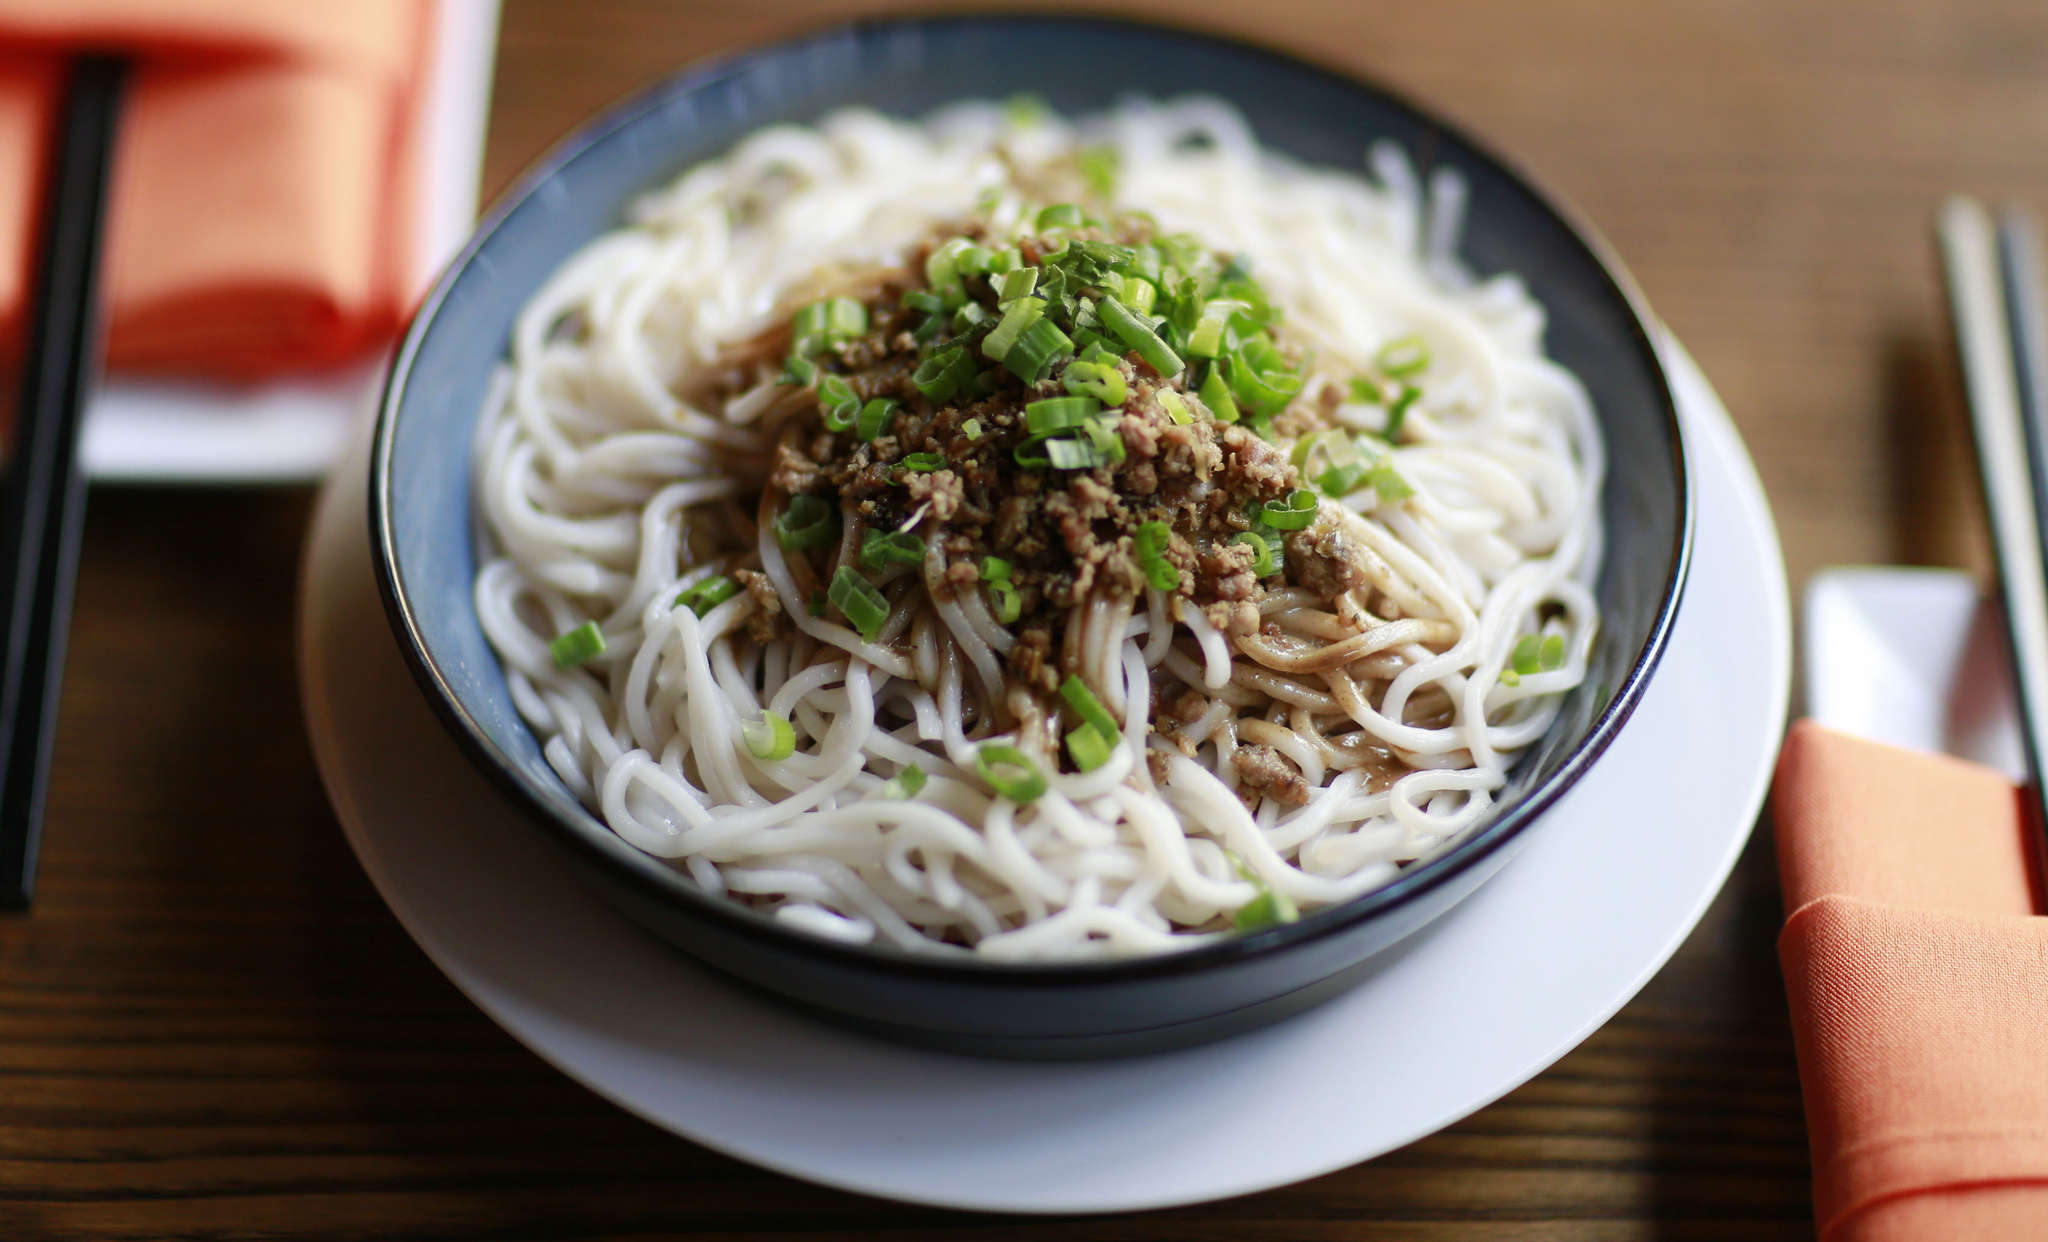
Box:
xmin=987 ymin=578 xmax=1022 ymax=624
xmin=880 ymin=763 xmax=926 ymax=799
xmin=1383 ymin=383 xmax=1418 ymax=441
xmin=1044 ymin=437 xmax=1108 ymax=469
xmin=1198 ymin=365 xmax=1240 ymax=423
xmin=779 ymin=354 xmax=817 ymax=387
xmin=855 ymin=397 xmax=898 ymax=442
xmin=1134 ymin=521 xmax=1179 ymax=591
xmin=1059 ymin=675 xmax=1122 ymax=743
xmin=791 ymin=296 xmax=866 ymax=356
xmin=1004 ymin=317 xmax=1076 ymax=384
xmin=981 ymin=556 xmax=1012 ymax=582
xmin=1366 ymin=460 xmax=1414 ymax=501
xmin=1099 ymin=295 xmax=1182 ymax=378
xmin=961 ymin=417 xmax=983 ymax=440
xmin=1061 ymin=358 xmax=1127 ymax=406
xmin=1157 ymin=390 xmax=1194 ymax=425
xmin=1024 ymin=395 xmax=1099 ymax=435
xmin=982 ymin=296 xmax=1045 ymax=363
xmin=742 ymin=711 xmax=796 ymax=761
xmin=1260 ymin=488 xmax=1320 ymax=531
xmin=1234 ymin=872 xmax=1299 ymax=931
xmin=998 ymin=267 xmax=1039 ymax=303
xmin=817 ymin=374 xmax=860 ymax=431
xmin=1083 ymin=416 xmax=1127 ymax=464
xmin=899 ymin=452 xmax=945 ymax=472
xmin=1066 ymin=725 xmax=1112 ymax=772
xmin=911 ymin=345 xmax=977 ymax=404
xmin=1232 ymin=530 xmax=1279 ymax=578
xmin=1348 ymin=375 xmax=1381 ymax=404
xmin=1187 ymin=298 xmax=1247 ymax=359
xmin=828 ymin=566 xmax=889 ymax=642
xmin=1036 ymin=202 xmax=1087 ymax=231
xmin=976 ymin=743 xmax=1047 ymax=803
xmin=1078 ymin=144 xmax=1119 ymax=199
xmin=773 ymin=493 xmax=838 ymax=550
xmin=675 ymin=574 xmax=740 ymax=616
xmin=1375 ymin=334 xmax=1430 ymax=378
xmin=548 ymin=621 xmax=605 ymax=669
xmin=859 ymin=529 xmax=927 ymax=572
xmin=901 ymin=289 xmax=945 ymax=315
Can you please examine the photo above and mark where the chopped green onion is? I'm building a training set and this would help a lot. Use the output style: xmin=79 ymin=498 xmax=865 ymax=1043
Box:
xmin=1062 ymin=359 xmax=1127 ymax=406
xmin=1348 ymin=375 xmax=1381 ymax=404
xmin=1187 ymin=299 xmax=1247 ymax=359
xmin=899 ymin=452 xmax=945 ymax=472
xmin=1365 ymin=460 xmax=1414 ymax=502
xmin=954 ymin=244 xmax=994 ymax=276
xmin=1059 ymin=675 xmax=1122 ymax=742
xmin=1036 ymin=202 xmax=1086 ymax=230
xmin=976 ymin=743 xmax=1047 ymax=803
xmin=1134 ymin=520 xmax=1179 ymax=591
xmin=1375 ymin=333 xmax=1430 ymax=378
xmin=998 ymin=268 xmax=1039 ymax=302
xmin=1066 ymin=725 xmax=1113 ymax=772
xmin=1227 ymin=336 xmax=1305 ymax=415
xmin=1121 ymin=277 xmax=1158 ymax=316
xmin=952 ymin=301 xmax=992 ymax=334
xmin=1233 ymin=877 xmax=1300 ymax=932
xmin=987 ymin=578 xmax=1022 ymax=623
xmin=1078 ymin=144 xmax=1119 ymax=199
xmin=779 ymin=354 xmax=817 ymax=386
xmin=1004 ymin=317 xmax=1075 ymax=383
xmin=828 ymin=566 xmax=889 ymax=642
xmin=1004 ymin=93 xmax=1049 ymax=128
xmin=901 ymin=289 xmax=945 ymax=315
xmin=773 ymin=494 xmax=838 ymax=550
xmin=548 ymin=621 xmax=605 ymax=669
xmin=911 ymin=313 xmax=945 ymax=342
xmin=981 ymin=556 xmax=1012 ymax=582
xmin=1199 ymin=365 xmax=1240 ymax=422
xmin=1499 ymin=668 xmax=1521 ymax=688
xmin=1316 ymin=461 xmax=1368 ymax=497
xmin=1012 ymin=437 xmax=1052 ymax=469
xmin=675 ymin=574 xmax=740 ymax=616
xmin=987 ymin=248 xmax=1023 ymax=275
xmin=1157 ymin=390 xmax=1194 ymax=425
xmin=742 ymin=711 xmax=796 ymax=761
xmin=1099 ymin=295 xmax=1183 ymax=377
xmin=926 ymin=237 xmax=975 ymax=303
xmin=859 ymin=529 xmax=927 ymax=572
xmin=1540 ymin=633 xmax=1567 ymax=671
xmin=961 ymin=417 xmax=984 ymax=440
xmin=1232 ymin=530 xmax=1279 ymax=577
xmin=817 ymin=374 xmax=860 ymax=431
xmin=911 ymin=345 xmax=978 ymax=404
xmin=791 ymin=296 xmax=866 ymax=355
xmin=1261 ymin=488 xmax=1320 ymax=531
xmin=1510 ymin=634 xmax=1544 ymax=676
xmin=982 ymin=296 xmax=1046 ymax=363
xmin=1045 ymin=436 xmax=1111 ymax=469
xmin=1383 ymin=383 xmax=1418 ymax=441
xmin=880 ymin=763 xmax=926 ymax=799
xmin=855 ymin=397 xmax=898 ymax=441
xmin=1024 ymin=395 xmax=1100 ymax=435
xmin=1084 ymin=416 xmax=1127 ymax=464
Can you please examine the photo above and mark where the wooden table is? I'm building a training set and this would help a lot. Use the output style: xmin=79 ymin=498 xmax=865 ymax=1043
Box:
xmin=6 ymin=0 xmax=2040 ymax=1236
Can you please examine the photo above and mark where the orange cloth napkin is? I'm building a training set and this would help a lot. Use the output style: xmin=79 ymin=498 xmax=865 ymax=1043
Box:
xmin=0 ymin=0 xmax=431 ymax=379
xmin=1773 ymin=720 xmax=2048 ymax=1240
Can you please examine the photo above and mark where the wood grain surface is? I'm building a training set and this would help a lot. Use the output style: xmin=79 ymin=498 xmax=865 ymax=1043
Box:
xmin=6 ymin=0 xmax=2043 ymax=1237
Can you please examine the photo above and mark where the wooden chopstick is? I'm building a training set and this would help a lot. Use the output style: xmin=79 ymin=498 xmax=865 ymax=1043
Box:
xmin=1937 ymin=197 xmax=2048 ymax=880
xmin=0 ymin=57 xmax=126 ymax=910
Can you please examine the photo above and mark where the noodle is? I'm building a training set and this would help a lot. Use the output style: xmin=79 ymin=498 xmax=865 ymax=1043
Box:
xmin=472 ymin=98 xmax=1604 ymax=959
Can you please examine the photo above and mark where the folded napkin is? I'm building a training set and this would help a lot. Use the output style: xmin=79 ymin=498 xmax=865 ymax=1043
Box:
xmin=0 ymin=0 xmax=430 ymax=379
xmin=1773 ymin=720 xmax=2048 ymax=1241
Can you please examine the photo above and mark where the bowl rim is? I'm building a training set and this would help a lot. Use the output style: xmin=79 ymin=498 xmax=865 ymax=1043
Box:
xmin=370 ymin=11 xmax=1694 ymax=988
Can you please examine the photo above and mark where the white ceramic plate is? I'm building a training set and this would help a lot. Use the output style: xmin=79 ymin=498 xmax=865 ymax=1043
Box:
xmin=80 ymin=0 xmax=501 ymax=484
xmin=296 ymin=339 xmax=1788 ymax=1213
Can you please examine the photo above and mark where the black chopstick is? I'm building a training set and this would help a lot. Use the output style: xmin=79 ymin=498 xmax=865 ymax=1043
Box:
xmin=0 ymin=57 xmax=126 ymax=910
xmin=1937 ymin=197 xmax=2048 ymax=885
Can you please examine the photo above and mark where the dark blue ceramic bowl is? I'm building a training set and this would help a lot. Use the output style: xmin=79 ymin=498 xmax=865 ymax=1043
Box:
xmin=373 ymin=15 xmax=1691 ymax=1058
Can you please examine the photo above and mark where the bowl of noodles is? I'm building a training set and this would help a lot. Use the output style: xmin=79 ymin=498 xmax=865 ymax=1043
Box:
xmin=372 ymin=15 xmax=1689 ymax=1057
